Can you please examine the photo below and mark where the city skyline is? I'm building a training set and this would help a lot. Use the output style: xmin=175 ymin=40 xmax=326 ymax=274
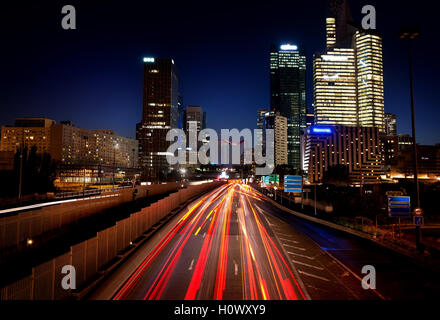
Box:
xmin=1 ymin=0 xmax=440 ymax=305
xmin=1 ymin=1 xmax=439 ymax=146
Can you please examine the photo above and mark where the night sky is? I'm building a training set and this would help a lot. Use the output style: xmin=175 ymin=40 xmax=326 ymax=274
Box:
xmin=1 ymin=0 xmax=439 ymax=145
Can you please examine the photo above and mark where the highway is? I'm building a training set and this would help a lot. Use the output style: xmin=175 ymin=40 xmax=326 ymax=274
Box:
xmin=91 ymin=183 xmax=440 ymax=300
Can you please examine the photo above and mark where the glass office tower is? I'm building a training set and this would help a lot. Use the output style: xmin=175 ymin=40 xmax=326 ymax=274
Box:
xmin=314 ymin=17 xmax=385 ymax=133
xmin=314 ymin=47 xmax=358 ymax=127
xmin=356 ymin=31 xmax=385 ymax=132
xmin=136 ymin=57 xmax=179 ymax=181
xmin=270 ymin=44 xmax=306 ymax=171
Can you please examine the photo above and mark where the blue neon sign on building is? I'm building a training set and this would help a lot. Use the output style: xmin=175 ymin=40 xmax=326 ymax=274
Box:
xmin=310 ymin=126 xmax=333 ymax=134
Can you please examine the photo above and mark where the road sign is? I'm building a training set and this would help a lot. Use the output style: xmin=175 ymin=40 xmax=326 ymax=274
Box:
xmin=388 ymin=196 xmax=411 ymax=218
xmin=414 ymin=215 xmax=424 ymax=227
xmin=261 ymin=176 xmax=271 ymax=188
xmin=284 ymin=176 xmax=302 ymax=193
xmin=386 ymin=191 xmax=404 ymax=197
xmin=269 ymin=174 xmax=280 ymax=183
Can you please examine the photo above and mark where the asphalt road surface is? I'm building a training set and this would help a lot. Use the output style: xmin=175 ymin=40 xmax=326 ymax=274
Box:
xmin=92 ymin=183 xmax=439 ymax=300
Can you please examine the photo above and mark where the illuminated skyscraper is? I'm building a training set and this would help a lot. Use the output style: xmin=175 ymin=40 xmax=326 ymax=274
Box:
xmin=270 ymin=44 xmax=306 ymax=170
xmin=314 ymin=47 xmax=358 ymax=127
xmin=356 ymin=31 xmax=385 ymax=131
xmin=314 ymin=16 xmax=385 ymax=133
xmin=136 ymin=57 xmax=179 ymax=181
xmin=326 ymin=18 xmax=337 ymax=49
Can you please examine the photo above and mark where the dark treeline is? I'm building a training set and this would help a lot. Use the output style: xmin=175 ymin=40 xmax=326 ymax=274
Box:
xmin=0 ymin=146 xmax=56 ymax=198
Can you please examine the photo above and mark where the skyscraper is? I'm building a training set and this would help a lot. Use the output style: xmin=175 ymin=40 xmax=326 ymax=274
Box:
xmin=264 ymin=111 xmax=288 ymax=167
xmin=270 ymin=44 xmax=306 ymax=171
xmin=314 ymin=12 xmax=385 ymax=132
xmin=314 ymin=46 xmax=358 ymax=127
xmin=184 ymin=106 xmax=205 ymax=168
xmin=384 ymin=113 xmax=397 ymax=136
xmin=327 ymin=0 xmax=357 ymax=48
xmin=257 ymin=109 xmax=269 ymax=131
xmin=356 ymin=31 xmax=385 ymax=131
xmin=184 ymin=106 xmax=205 ymax=133
xmin=136 ymin=57 xmax=179 ymax=181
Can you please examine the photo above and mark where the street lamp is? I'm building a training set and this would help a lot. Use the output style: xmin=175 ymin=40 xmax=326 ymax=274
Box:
xmin=18 ymin=138 xmax=24 ymax=203
xmin=399 ymin=26 xmax=423 ymax=252
xmin=83 ymin=135 xmax=89 ymax=197
xmin=113 ymin=143 xmax=119 ymax=189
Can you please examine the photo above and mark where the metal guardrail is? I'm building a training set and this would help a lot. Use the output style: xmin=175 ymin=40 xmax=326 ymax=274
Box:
xmin=54 ymin=186 xmax=133 ymax=200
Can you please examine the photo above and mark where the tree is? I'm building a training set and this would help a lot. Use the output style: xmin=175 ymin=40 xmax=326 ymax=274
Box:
xmin=322 ymin=165 xmax=351 ymax=187
xmin=13 ymin=146 xmax=57 ymax=196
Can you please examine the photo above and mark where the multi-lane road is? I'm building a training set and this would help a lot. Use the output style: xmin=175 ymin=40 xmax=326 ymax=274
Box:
xmin=91 ymin=183 xmax=440 ymax=300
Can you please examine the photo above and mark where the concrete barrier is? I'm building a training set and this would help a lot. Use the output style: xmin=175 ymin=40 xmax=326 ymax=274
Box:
xmin=0 ymin=181 xmax=222 ymax=300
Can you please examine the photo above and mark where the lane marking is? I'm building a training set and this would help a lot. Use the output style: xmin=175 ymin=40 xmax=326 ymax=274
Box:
xmin=275 ymin=232 xmax=297 ymax=238
xmin=290 ymin=260 xmax=324 ymax=271
xmin=253 ymin=186 xmax=388 ymax=300
xmin=278 ymin=237 xmax=299 ymax=244
xmin=188 ymin=259 xmax=195 ymax=271
xmin=283 ymin=244 xmax=306 ymax=251
xmin=321 ymin=249 xmax=387 ymax=300
xmin=287 ymin=252 xmax=316 ymax=261
xmin=203 ymin=232 xmax=206 ymax=239
xmin=234 ymin=262 xmax=239 ymax=276
xmin=257 ymin=201 xmax=312 ymax=300
xmin=298 ymin=270 xmax=330 ymax=282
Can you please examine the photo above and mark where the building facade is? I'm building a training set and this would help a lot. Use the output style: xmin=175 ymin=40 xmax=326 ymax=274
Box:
xmin=1 ymin=118 xmax=55 ymax=155
xmin=270 ymin=44 xmax=306 ymax=170
xmin=313 ymin=17 xmax=385 ymax=132
xmin=1 ymin=118 xmax=138 ymax=186
xmin=264 ymin=111 xmax=288 ymax=167
xmin=184 ymin=106 xmax=206 ymax=168
xmin=384 ymin=113 xmax=397 ymax=136
xmin=136 ymin=57 xmax=179 ymax=181
xmin=393 ymin=145 xmax=440 ymax=179
xmin=304 ymin=126 xmax=382 ymax=185
xmin=314 ymin=46 xmax=358 ymax=127
xmin=355 ymin=31 xmax=385 ymax=131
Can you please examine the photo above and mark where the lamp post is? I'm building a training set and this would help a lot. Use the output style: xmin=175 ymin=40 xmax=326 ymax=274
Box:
xmin=18 ymin=137 xmax=24 ymax=203
xmin=83 ymin=135 xmax=88 ymax=197
xmin=113 ymin=143 xmax=119 ymax=190
xmin=399 ymin=26 xmax=422 ymax=252
xmin=314 ymin=183 xmax=317 ymax=216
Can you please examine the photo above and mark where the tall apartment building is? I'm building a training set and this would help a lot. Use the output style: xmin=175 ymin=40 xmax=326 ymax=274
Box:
xmin=304 ymin=126 xmax=382 ymax=185
xmin=263 ymin=111 xmax=288 ymax=167
xmin=270 ymin=44 xmax=306 ymax=170
xmin=136 ymin=57 xmax=179 ymax=181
